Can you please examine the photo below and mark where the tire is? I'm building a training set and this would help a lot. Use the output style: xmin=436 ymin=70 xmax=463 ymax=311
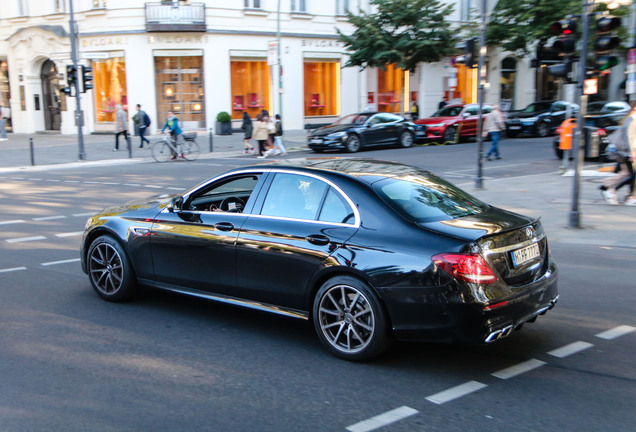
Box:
xmin=86 ymin=235 xmax=137 ymax=302
xmin=151 ymin=140 xmax=172 ymax=163
xmin=312 ymin=148 xmax=324 ymax=153
xmin=345 ymin=135 xmax=361 ymax=153
xmin=506 ymin=131 xmax=518 ymax=138
xmin=312 ymin=276 xmax=392 ymax=361
xmin=443 ymin=126 xmax=458 ymax=143
xmin=399 ymin=131 xmax=414 ymax=148
xmin=536 ymin=122 xmax=550 ymax=137
xmin=183 ymin=140 xmax=200 ymax=161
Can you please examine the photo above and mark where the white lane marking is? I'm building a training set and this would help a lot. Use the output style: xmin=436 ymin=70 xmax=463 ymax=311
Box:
xmin=547 ymin=341 xmax=594 ymax=358
xmin=73 ymin=212 xmax=95 ymax=217
xmin=64 ymin=180 xmax=80 ymax=183
xmin=28 ymin=178 xmax=43 ymax=181
xmin=0 ymin=219 xmax=25 ymax=225
xmin=346 ymin=406 xmax=418 ymax=432
xmin=33 ymin=215 xmax=67 ymax=221
xmin=426 ymin=381 xmax=488 ymax=405
xmin=83 ymin=181 xmax=100 ymax=184
xmin=596 ymin=325 xmax=635 ymax=340
xmin=123 ymin=183 xmax=140 ymax=187
xmin=6 ymin=236 xmax=47 ymax=243
xmin=46 ymin=179 xmax=61 ymax=182
xmin=41 ymin=258 xmax=81 ymax=266
xmin=145 ymin=185 xmax=162 ymax=188
xmin=492 ymin=359 xmax=546 ymax=380
xmin=102 ymin=182 xmax=120 ymax=185
xmin=0 ymin=267 xmax=27 ymax=273
xmin=167 ymin=187 xmax=183 ymax=190
xmin=55 ymin=232 xmax=83 ymax=237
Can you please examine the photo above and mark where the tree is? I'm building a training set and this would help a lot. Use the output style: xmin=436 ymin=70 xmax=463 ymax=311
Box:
xmin=337 ymin=0 xmax=457 ymax=72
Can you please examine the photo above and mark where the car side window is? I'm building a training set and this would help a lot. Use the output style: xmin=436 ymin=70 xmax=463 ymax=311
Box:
xmin=367 ymin=115 xmax=384 ymax=126
xmin=465 ymin=107 xmax=478 ymax=116
xmin=319 ymin=187 xmax=355 ymax=225
xmin=553 ymin=103 xmax=566 ymax=112
xmin=261 ymin=173 xmax=326 ymax=220
xmin=187 ymin=174 xmax=261 ymax=213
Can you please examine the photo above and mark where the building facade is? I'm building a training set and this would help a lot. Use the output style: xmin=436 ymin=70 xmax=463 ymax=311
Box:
xmin=1 ymin=0 xmax=624 ymax=136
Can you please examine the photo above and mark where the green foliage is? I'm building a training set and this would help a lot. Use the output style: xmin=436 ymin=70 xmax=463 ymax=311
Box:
xmin=337 ymin=0 xmax=457 ymax=72
xmin=216 ymin=111 xmax=231 ymax=122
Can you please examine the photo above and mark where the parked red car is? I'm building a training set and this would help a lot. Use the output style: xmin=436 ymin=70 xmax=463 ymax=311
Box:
xmin=415 ymin=103 xmax=493 ymax=143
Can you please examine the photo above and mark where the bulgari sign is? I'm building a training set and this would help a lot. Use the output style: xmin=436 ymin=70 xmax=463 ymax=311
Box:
xmin=301 ymin=39 xmax=344 ymax=49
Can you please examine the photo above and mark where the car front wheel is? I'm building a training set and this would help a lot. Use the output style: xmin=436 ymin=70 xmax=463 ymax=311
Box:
xmin=443 ymin=126 xmax=458 ymax=143
xmin=87 ymin=235 xmax=137 ymax=302
xmin=399 ymin=131 xmax=414 ymax=148
xmin=536 ymin=122 xmax=550 ymax=137
xmin=345 ymin=135 xmax=361 ymax=153
xmin=313 ymin=276 xmax=392 ymax=361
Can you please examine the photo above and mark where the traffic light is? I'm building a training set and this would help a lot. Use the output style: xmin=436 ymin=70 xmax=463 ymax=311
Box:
xmin=81 ymin=65 xmax=93 ymax=93
xmin=66 ymin=65 xmax=77 ymax=87
xmin=594 ymin=16 xmax=621 ymax=74
xmin=455 ymin=38 xmax=476 ymax=69
xmin=61 ymin=86 xmax=72 ymax=96
xmin=547 ymin=19 xmax=577 ymax=79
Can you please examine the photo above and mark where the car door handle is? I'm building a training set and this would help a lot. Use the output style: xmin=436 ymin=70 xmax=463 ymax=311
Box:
xmin=214 ymin=222 xmax=235 ymax=232
xmin=305 ymin=234 xmax=330 ymax=246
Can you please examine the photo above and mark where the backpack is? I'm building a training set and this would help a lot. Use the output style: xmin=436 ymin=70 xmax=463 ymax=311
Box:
xmin=143 ymin=112 xmax=151 ymax=127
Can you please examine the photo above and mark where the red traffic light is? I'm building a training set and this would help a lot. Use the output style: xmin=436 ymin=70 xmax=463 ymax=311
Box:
xmin=597 ymin=16 xmax=621 ymax=33
xmin=550 ymin=19 xmax=577 ymax=36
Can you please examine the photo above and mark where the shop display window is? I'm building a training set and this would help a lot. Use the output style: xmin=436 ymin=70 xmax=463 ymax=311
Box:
xmin=230 ymin=60 xmax=270 ymax=120
xmin=303 ymin=61 xmax=339 ymax=117
xmin=93 ymin=56 xmax=127 ymax=122
xmin=377 ymin=64 xmax=404 ymax=113
xmin=154 ymin=55 xmax=205 ymax=129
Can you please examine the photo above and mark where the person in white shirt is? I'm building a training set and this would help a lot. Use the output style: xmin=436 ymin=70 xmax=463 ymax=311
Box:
xmin=483 ymin=105 xmax=506 ymax=160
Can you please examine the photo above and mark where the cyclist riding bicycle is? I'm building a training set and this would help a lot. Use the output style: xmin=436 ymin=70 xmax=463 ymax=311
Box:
xmin=160 ymin=111 xmax=184 ymax=159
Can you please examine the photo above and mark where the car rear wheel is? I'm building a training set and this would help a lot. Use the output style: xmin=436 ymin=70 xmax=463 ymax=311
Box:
xmin=443 ymin=126 xmax=458 ymax=143
xmin=345 ymin=135 xmax=361 ymax=153
xmin=536 ymin=122 xmax=550 ymax=137
xmin=313 ymin=276 xmax=392 ymax=361
xmin=87 ymin=235 xmax=137 ymax=302
xmin=399 ymin=131 xmax=414 ymax=148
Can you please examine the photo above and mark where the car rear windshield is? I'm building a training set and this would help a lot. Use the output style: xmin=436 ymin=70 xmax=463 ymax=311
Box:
xmin=372 ymin=175 xmax=490 ymax=223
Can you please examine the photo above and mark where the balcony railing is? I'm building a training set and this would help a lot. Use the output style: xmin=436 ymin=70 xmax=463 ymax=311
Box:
xmin=145 ymin=2 xmax=206 ymax=32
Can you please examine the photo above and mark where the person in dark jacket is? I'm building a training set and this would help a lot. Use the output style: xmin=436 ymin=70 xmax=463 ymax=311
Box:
xmin=160 ymin=111 xmax=183 ymax=159
xmin=241 ymin=111 xmax=255 ymax=154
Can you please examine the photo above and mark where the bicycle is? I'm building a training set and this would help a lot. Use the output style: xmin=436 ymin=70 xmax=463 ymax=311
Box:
xmin=151 ymin=132 xmax=200 ymax=163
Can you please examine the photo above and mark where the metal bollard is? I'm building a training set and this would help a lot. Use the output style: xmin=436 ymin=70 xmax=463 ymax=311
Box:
xmin=209 ymin=127 xmax=214 ymax=152
xmin=30 ymin=137 xmax=35 ymax=166
xmin=127 ymin=133 xmax=132 ymax=159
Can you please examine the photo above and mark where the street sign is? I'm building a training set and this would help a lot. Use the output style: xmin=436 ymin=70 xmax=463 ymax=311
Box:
xmin=267 ymin=41 xmax=278 ymax=66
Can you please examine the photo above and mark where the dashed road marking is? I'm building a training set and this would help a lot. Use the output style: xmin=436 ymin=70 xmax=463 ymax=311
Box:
xmin=6 ymin=236 xmax=47 ymax=243
xmin=55 ymin=232 xmax=83 ymax=237
xmin=547 ymin=341 xmax=594 ymax=358
xmin=123 ymin=183 xmax=140 ymax=187
xmin=64 ymin=180 xmax=80 ymax=183
xmin=346 ymin=406 xmax=418 ymax=432
xmin=46 ymin=179 xmax=61 ymax=182
xmin=73 ymin=212 xmax=95 ymax=217
xmin=0 ymin=219 xmax=25 ymax=225
xmin=33 ymin=215 xmax=67 ymax=221
xmin=0 ymin=267 xmax=27 ymax=273
xmin=596 ymin=325 xmax=635 ymax=340
xmin=41 ymin=258 xmax=81 ymax=266
xmin=425 ymin=381 xmax=487 ymax=405
xmin=491 ymin=358 xmax=546 ymax=380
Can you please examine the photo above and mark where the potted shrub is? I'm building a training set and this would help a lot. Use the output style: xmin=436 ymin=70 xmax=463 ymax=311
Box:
xmin=216 ymin=111 xmax=232 ymax=135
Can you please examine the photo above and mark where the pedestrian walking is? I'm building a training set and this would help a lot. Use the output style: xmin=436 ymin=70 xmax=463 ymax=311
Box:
xmin=602 ymin=105 xmax=636 ymax=205
xmin=160 ymin=111 xmax=184 ymax=159
xmin=270 ymin=114 xmax=287 ymax=156
xmin=253 ymin=113 xmax=270 ymax=158
xmin=113 ymin=104 xmax=129 ymax=151
xmin=241 ymin=111 xmax=255 ymax=154
xmin=133 ymin=104 xmax=151 ymax=148
xmin=438 ymin=95 xmax=448 ymax=110
xmin=410 ymin=101 xmax=419 ymax=121
xmin=483 ymin=105 xmax=506 ymax=160
xmin=0 ymin=102 xmax=9 ymax=141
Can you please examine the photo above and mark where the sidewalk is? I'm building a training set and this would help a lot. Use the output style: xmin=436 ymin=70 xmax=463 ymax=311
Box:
xmin=1 ymin=131 xmax=634 ymax=248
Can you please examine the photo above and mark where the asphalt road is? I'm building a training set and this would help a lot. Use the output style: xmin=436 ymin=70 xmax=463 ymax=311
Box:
xmin=0 ymin=136 xmax=634 ymax=432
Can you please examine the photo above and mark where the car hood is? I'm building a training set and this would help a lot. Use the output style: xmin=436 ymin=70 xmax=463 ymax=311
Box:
xmin=415 ymin=117 xmax=456 ymax=125
xmin=98 ymin=193 xmax=178 ymax=218
xmin=310 ymin=124 xmax=355 ymax=137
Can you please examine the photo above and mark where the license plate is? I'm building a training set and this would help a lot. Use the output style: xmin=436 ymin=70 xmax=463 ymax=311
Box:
xmin=511 ymin=243 xmax=540 ymax=266
xmin=508 ymin=125 xmax=521 ymax=130
xmin=310 ymin=138 xmax=323 ymax=144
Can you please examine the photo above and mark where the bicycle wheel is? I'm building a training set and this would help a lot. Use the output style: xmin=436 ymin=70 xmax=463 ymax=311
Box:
xmin=182 ymin=140 xmax=200 ymax=161
xmin=151 ymin=140 xmax=172 ymax=163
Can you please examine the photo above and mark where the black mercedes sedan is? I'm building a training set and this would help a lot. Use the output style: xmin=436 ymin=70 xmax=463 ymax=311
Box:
xmin=307 ymin=112 xmax=424 ymax=153
xmin=506 ymin=100 xmax=579 ymax=137
xmin=81 ymin=158 xmax=558 ymax=361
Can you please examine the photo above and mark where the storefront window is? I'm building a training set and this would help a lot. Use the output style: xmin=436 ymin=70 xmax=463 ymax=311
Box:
xmin=0 ymin=60 xmax=11 ymax=131
xmin=154 ymin=54 xmax=205 ymax=129
xmin=230 ymin=60 xmax=271 ymax=120
xmin=304 ymin=61 xmax=339 ymax=117
xmin=377 ymin=64 xmax=404 ymax=113
xmin=93 ymin=56 xmax=127 ymax=122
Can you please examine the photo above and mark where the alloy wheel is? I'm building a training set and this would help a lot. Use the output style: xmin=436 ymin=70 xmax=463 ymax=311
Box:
xmin=89 ymin=242 xmax=124 ymax=295
xmin=346 ymin=135 xmax=360 ymax=153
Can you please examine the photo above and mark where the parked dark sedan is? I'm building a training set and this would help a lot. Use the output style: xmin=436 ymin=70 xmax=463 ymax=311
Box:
xmin=81 ymin=158 xmax=558 ymax=361
xmin=307 ymin=112 xmax=423 ymax=153
xmin=506 ymin=100 xmax=579 ymax=137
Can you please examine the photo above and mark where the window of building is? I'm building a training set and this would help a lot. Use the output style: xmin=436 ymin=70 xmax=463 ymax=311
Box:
xmin=93 ymin=0 xmax=107 ymax=8
xmin=92 ymin=55 xmax=127 ymax=123
xmin=154 ymin=53 xmax=205 ymax=130
xmin=336 ymin=0 xmax=349 ymax=15
xmin=230 ymin=60 xmax=271 ymax=120
xmin=54 ymin=0 xmax=66 ymax=12
xmin=291 ymin=0 xmax=307 ymax=12
xmin=304 ymin=61 xmax=339 ymax=116
xmin=244 ymin=0 xmax=261 ymax=8
xmin=501 ymin=57 xmax=516 ymax=110
xmin=460 ymin=0 xmax=472 ymax=22
xmin=377 ymin=64 xmax=404 ymax=113
xmin=17 ymin=0 xmax=28 ymax=16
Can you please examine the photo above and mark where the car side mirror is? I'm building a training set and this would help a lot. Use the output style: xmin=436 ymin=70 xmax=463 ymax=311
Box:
xmin=168 ymin=196 xmax=183 ymax=213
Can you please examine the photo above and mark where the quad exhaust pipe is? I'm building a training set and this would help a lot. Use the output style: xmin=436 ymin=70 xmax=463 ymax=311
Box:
xmin=485 ymin=295 xmax=559 ymax=343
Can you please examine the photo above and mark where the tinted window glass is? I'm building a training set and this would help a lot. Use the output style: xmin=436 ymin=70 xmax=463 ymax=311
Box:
xmin=378 ymin=113 xmax=403 ymax=123
xmin=373 ymin=175 xmax=489 ymax=223
xmin=261 ymin=173 xmax=326 ymax=221
xmin=433 ymin=106 xmax=462 ymax=117
xmin=187 ymin=175 xmax=260 ymax=212
xmin=319 ymin=187 xmax=355 ymax=225
xmin=334 ymin=113 xmax=371 ymax=125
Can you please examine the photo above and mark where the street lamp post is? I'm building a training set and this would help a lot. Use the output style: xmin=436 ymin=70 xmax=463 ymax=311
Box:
xmin=69 ymin=0 xmax=86 ymax=160
xmin=475 ymin=0 xmax=487 ymax=189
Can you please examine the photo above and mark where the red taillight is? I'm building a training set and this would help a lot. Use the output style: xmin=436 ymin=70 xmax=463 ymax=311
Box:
xmin=597 ymin=128 xmax=606 ymax=136
xmin=432 ymin=253 xmax=497 ymax=284
xmin=483 ymin=300 xmax=508 ymax=311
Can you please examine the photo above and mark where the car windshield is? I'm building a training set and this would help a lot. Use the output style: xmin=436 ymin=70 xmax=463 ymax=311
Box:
xmin=372 ymin=174 xmax=490 ymax=223
xmin=520 ymin=102 xmax=552 ymax=113
xmin=431 ymin=106 xmax=463 ymax=117
xmin=587 ymin=102 xmax=605 ymax=112
xmin=333 ymin=113 xmax=371 ymax=125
